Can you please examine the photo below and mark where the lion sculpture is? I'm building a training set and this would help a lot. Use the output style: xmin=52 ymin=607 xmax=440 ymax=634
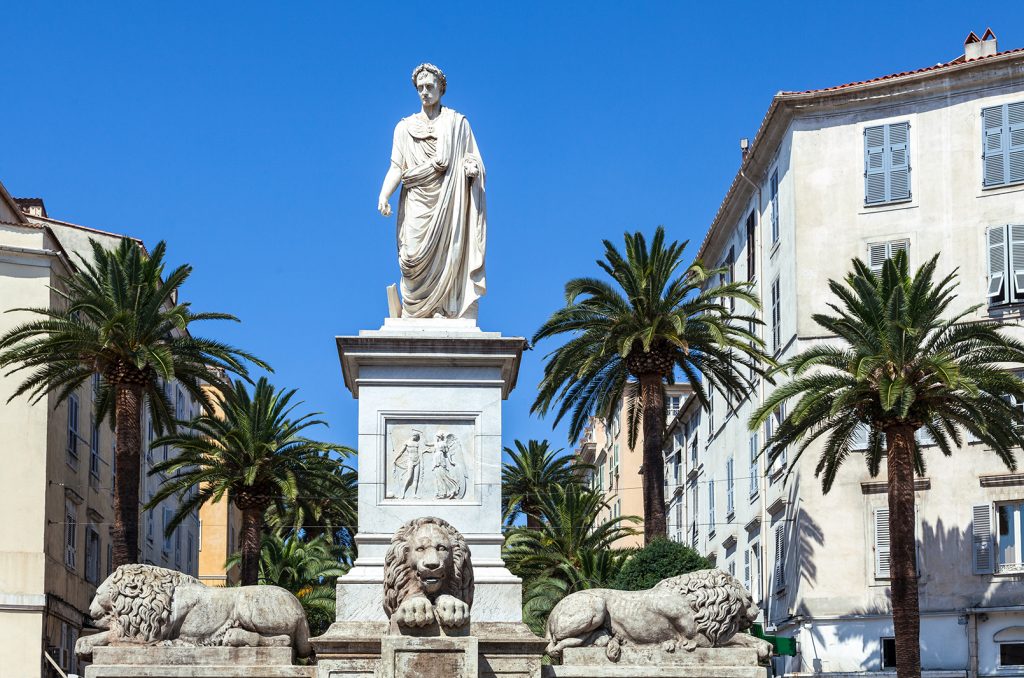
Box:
xmin=545 ymin=569 xmax=772 ymax=662
xmin=74 ymin=564 xmax=311 ymax=661
xmin=383 ymin=516 xmax=474 ymax=628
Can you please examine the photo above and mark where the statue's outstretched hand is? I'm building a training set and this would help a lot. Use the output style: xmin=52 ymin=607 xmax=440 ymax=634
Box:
xmin=378 ymin=197 xmax=392 ymax=217
xmin=395 ymin=596 xmax=434 ymax=627
xmin=435 ymin=594 xmax=470 ymax=628
xmin=464 ymin=157 xmax=480 ymax=180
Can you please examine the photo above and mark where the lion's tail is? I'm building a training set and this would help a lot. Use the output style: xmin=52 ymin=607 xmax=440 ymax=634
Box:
xmin=294 ymin=611 xmax=313 ymax=658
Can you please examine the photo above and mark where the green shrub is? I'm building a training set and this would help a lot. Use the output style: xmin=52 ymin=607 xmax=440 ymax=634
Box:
xmin=611 ymin=538 xmax=712 ymax=591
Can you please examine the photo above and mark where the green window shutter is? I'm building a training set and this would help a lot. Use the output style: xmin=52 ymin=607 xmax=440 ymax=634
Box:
xmin=984 ymin=105 xmax=1007 ymax=187
xmin=973 ymin=503 xmax=994 ymax=574
xmin=988 ymin=225 xmax=1008 ymax=304
xmin=865 ymin=125 xmax=887 ymax=203
xmin=888 ymin=122 xmax=911 ymax=201
xmin=1009 ymin=102 xmax=1024 ymax=185
xmin=874 ymin=508 xmax=891 ymax=579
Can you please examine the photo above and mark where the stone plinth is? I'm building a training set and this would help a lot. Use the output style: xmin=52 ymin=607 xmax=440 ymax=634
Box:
xmin=313 ymin=622 xmax=546 ymax=678
xmin=380 ymin=635 xmax=479 ymax=678
xmin=543 ymin=647 xmax=767 ymax=678
xmin=333 ymin=320 xmax=527 ymax=623
xmin=83 ymin=647 xmax=314 ymax=677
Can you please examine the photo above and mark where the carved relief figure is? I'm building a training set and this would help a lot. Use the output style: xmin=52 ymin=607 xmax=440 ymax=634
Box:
xmin=392 ymin=429 xmax=428 ymax=498
xmin=544 ymin=569 xmax=771 ymax=663
xmin=377 ymin=63 xmax=486 ymax=319
xmin=75 ymin=564 xmax=312 ymax=661
xmin=383 ymin=517 xmax=474 ymax=629
xmin=431 ymin=430 xmax=467 ymax=499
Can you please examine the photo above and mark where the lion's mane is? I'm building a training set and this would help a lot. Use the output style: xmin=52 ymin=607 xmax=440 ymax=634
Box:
xmin=655 ymin=569 xmax=755 ymax=645
xmin=103 ymin=564 xmax=202 ymax=642
xmin=383 ymin=516 xmax=474 ymax=618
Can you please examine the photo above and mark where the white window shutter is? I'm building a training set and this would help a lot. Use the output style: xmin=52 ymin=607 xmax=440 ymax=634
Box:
xmin=1009 ymin=102 xmax=1024 ymax=185
xmin=774 ymin=524 xmax=786 ymax=591
xmin=744 ymin=548 xmax=752 ymax=591
xmin=868 ymin=242 xmax=889 ymax=274
xmin=988 ymin=226 xmax=1008 ymax=304
xmin=890 ymin=239 xmax=908 ymax=260
xmin=973 ymin=503 xmax=994 ymax=574
xmin=888 ymin=122 xmax=911 ymax=201
xmin=1009 ymin=225 xmax=1024 ymax=301
xmin=984 ymin=105 xmax=1006 ymax=187
xmin=865 ymin=125 xmax=887 ymax=204
xmin=874 ymin=508 xmax=891 ymax=578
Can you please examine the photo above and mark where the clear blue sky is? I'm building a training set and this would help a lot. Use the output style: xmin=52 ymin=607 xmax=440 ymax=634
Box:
xmin=5 ymin=3 xmax=1023 ymax=452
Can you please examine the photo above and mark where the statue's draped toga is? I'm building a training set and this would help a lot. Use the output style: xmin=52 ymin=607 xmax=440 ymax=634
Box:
xmin=389 ymin=107 xmax=486 ymax=319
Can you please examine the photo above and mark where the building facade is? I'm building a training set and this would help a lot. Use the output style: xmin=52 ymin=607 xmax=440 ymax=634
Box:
xmin=575 ymin=383 xmax=690 ymax=547
xmin=670 ymin=31 xmax=1024 ymax=678
xmin=0 ymin=185 xmax=200 ymax=677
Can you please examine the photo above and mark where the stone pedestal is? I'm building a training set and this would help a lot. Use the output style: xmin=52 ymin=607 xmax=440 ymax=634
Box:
xmin=331 ymin=320 xmax=527 ymax=623
xmin=83 ymin=647 xmax=314 ymax=678
xmin=380 ymin=635 xmax=479 ymax=678
xmin=543 ymin=647 xmax=768 ymax=678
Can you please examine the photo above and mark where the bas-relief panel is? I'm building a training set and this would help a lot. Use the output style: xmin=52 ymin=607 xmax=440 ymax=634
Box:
xmin=384 ymin=419 xmax=475 ymax=502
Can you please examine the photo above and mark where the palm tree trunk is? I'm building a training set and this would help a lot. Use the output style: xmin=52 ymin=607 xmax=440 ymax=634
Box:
xmin=240 ymin=507 xmax=264 ymax=586
xmin=639 ymin=374 xmax=667 ymax=543
xmin=886 ymin=424 xmax=922 ymax=678
xmin=112 ymin=383 xmax=143 ymax=567
xmin=526 ymin=512 xmax=541 ymax=532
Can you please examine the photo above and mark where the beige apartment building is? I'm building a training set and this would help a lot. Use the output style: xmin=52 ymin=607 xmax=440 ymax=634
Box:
xmin=667 ymin=31 xmax=1024 ymax=678
xmin=0 ymin=183 xmax=200 ymax=677
xmin=575 ymin=383 xmax=691 ymax=547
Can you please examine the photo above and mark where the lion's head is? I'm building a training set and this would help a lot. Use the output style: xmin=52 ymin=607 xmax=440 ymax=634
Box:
xmin=655 ymin=569 xmax=760 ymax=645
xmin=383 ymin=516 xmax=474 ymax=618
xmin=90 ymin=564 xmax=202 ymax=642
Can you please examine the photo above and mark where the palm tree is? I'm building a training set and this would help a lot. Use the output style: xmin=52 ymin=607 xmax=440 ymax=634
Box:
xmin=532 ymin=227 xmax=770 ymax=542
xmin=751 ymin=252 xmax=1024 ymax=678
xmin=148 ymin=377 xmax=353 ymax=585
xmin=266 ymin=462 xmax=358 ymax=557
xmin=0 ymin=239 xmax=265 ymax=567
xmin=502 ymin=439 xmax=586 ymax=530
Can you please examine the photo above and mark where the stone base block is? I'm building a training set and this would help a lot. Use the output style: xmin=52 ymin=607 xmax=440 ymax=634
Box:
xmin=380 ymin=635 xmax=479 ymax=678
xmin=544 ymin=647 xmax=767 ymax=678
xmin=83 ymin=647 xmax=314 ymax=678
xmin=312 ymin=622 xmax=546 ymax=678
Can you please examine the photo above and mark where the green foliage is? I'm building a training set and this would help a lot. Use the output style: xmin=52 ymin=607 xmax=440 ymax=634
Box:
xmin=501 ymin=439 xmax=588 ymax=528
xmin=750 ymin=252 xmax=1024 ymax=491
xmin=611 ymin=538 xmax=711 ymax=591
xmin=532 ymin=226 xmax=770 ymax=444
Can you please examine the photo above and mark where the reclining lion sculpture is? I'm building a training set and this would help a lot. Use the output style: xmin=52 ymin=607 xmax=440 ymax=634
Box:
xmin=545 ymin=569 xmax=771 ymax=662
xmin=383 ymin=516 xmax=474 ymax=628
xmin=75 ymin=564 xmax=311 ymax=660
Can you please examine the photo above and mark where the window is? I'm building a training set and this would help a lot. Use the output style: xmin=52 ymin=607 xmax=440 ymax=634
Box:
xmin=769 ymin=169 xmax=779 ymax=244
xmin=175 ymin=528 xmax=182 ymax=566
xmin=690 ymin=431 xmax=699 ymax=468
xmin=107 ymin=543 xmax=113 ymax=577
xmin=748 ymin=543 xmax=761 ymax=600
xmin=675 ymin=500 xmax=683 ymax=530
xmin=997 ymin=501 xmax=1024 ymax=574
xmin=163 ymin=508 xmax=174 ymax=553
xmin=726 ymin=457 xmax=735 ymax=517
xmin=749 ymin=433 xmax=760 ymax=498
xmin=707 ymin=478 xmax=716 ymax=536
xmin=765 ymin=404 xmax=788 ymax=470
xmin=147 ymin=415 xmax=155 ymax=463
xmin=64 ymin=500 xmax=77 ymax=569
xmin=982 ymin=102 xmax=1024 ymax=188
xmin=176 ymin=387 xmax=185 ymax=420
xmin=728 ymin=560 xmax=736 ymax=577
xmin=864 ymin=122 xmax=911 ymax=204
xmin=773 ymin=523 xmax=786 ymax=592
xmin=188 ymin=533 xmax=194 ymax=573
xmin=146 ymin=504 xmax=154 ymax=542
xmin=708 ymin=389 xmax=715 ymax=436
xmin=995 ymin=628 xmax=1024 ymax=667
xmin=668 ymin=395 xmax=681 ymax=419
xmin=867 ymin=239 xmax=909 ymax=276
xmin=89 ymin=421 xmax=101 ymax=479
xmin=59 ymin=621 xmax=78 ymax=673
xmin=723 ymin=246 xmax=736 ymax=312
xmin=230 ymin=525 xmax=236 ymax=555
xmin=771 ymin=277 xmax=781 ymax=353
xmin=85 ymin=526 xmax=100 ymax=584
xmin=873 ymin=508 xmax=891 ymax=579
xmin=91 ymin=372 xmax=101 ymax=401
xmin=986 ymin=225 xmax=1024 ymax=306
xmin=746 ymin=210 xmax=756 ymax=281
xmin=881 ymin=637 xmax=897 ymax=669
xmin=67 ymin=394 xmax=80 ymax=466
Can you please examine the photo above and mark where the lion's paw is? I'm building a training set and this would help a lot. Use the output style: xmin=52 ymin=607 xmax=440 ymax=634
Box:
xmin=395 ymin=596 xmax=435 ymax=627
xmin=435 ymin=594 xmax=470 ymax=628
xmin=662 ymin=639 xmax=678 ymax=653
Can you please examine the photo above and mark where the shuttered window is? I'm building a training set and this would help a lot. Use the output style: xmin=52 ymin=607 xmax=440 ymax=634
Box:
xmin=974 ymin=503 xmax=994 ymax=574
xmin=744 ymin=549 xmax=752 ymax=591
xmin=868 ymin=239 xmax=909 ymax=276
xmin=771 ymin=277 xmax=781 ymax=353
xmin=726 ymin=457 xmax=735 ymax=516
xmin=982 ymin=102 xmax=1024 ymax=188
xmin=773 ymin=524 xmax=786 ymax=592
xmin=865 ymin=122 xmax=911 ymax=204
xmin=749 ymin=432 xmax=759 ymax=499
xmin=874 ymin=508 xmax=891 ymax=578
xmin=746 ymin=211 xmax=757 ymax=281
xmin=987 ymin=225 xmax=1024 ymax=306
xmin=770 ymin=170 xmax=780 ymax=244
xmin=708 ymin=478 xmax=716 ymax=535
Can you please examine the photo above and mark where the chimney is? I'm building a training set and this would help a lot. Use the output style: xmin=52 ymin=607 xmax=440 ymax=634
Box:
xmin=964 ymin=28 xmax=998 ymax=61
xmin=740 ymin=138 xmax=750 ymax=160
xmin=14 ymin=197 xmax=46 ymax=218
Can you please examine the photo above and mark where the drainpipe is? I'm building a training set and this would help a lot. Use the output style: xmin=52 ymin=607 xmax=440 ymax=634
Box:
xmin=967 ymin=612 xmax=979 ymax=678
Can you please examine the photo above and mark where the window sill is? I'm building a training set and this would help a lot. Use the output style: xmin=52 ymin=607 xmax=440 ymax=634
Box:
xmin=859 ymin=200 xmax=915 ymax=214
xmin=726 ymin=511 xmax=736 ymax=523
xmin=749 ymin=492 xmax=760 ymax=503
xmin=979 ymin=181 xmax=1024 ymax=197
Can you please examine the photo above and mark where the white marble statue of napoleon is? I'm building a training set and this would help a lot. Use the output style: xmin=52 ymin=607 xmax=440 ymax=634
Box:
xmin=377 ymin=63 xmax=486 ymax=320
